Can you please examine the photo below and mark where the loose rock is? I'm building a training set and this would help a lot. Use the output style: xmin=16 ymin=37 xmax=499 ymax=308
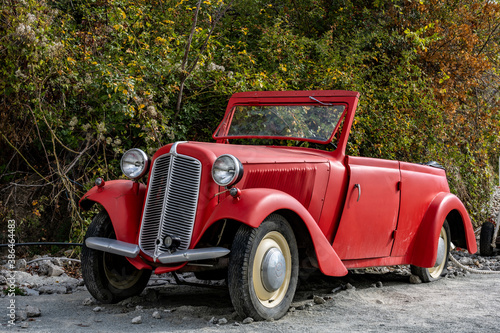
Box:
xmin=16 ymin=259 xmax=27 ymax=271
xmin=23 ymin=288 xmax=39 ymax=296
xmin=409 ymin=275 xmax=422 ymax=284
xmin=47 ymin=263 xmax=65 ymax=277
xmin=242 ymin=317 xmax=254 ymax=324
xmin=131 ymin=316 xmax=142 ymax=324
xmin=152 ymin=311 xmax=161 ymax=319
xmin=16 ymin=310 xmax=27 ymax=321
xmin=36 ymin=260 xmax=51 ymax=276
xmin=93 ymin=306 xmax=103 ymax=312
xmin=313 ymin=296 xmax=326 ymax=304
xmin=83 ymin=297 xmax=96 ymax=306
xmin=218 ymin=318 xmax=228 ymax=325
xmin=37 ymin=285 xmax=67 ymax=294
xmin=25 ymin=305 xmax=41 ymax=317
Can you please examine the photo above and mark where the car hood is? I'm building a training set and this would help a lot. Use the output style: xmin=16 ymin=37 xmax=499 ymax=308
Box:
xmin=149 ymin=141 xmax=330 ymax=222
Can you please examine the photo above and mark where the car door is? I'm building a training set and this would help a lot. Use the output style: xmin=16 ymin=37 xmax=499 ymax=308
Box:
xmin=332 ymin=156 xmax=401 ymax=260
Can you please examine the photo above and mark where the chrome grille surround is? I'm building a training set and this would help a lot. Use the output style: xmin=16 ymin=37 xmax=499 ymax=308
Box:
xmin=139 ymin=142 xmax=202 ymax=261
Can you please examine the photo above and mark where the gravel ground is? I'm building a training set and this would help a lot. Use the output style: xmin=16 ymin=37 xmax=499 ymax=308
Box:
xmin=1 ymin=247 xmax=500 ymax=332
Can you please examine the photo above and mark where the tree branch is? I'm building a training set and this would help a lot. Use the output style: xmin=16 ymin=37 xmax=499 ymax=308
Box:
xmin=175 ymin=0 xmax=235 ymax=117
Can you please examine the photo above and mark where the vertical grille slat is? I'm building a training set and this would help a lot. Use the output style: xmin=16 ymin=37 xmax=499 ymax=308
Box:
xmin=139 ymin=153 xmax=202 ymax=259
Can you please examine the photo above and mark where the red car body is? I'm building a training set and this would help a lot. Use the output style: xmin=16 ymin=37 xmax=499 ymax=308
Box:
xmin=80 ymin=90 xmax=477 ymax=319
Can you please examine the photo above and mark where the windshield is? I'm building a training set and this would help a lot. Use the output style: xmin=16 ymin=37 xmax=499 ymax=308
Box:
xmin=215 ymin=104 xmax=346 ymax=143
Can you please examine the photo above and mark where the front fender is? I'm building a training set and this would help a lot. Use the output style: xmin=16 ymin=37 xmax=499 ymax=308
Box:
xmin=204 ymin=188 xmax=347 ymax=277
xmin=411 ymin=192 xmax=477 ymax=268
xmin=79 ymin=180 xmax=146 ymax=244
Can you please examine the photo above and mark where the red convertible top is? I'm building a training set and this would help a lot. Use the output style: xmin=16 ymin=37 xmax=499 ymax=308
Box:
xmin=229 ymin=90 xmax=360 ymax=99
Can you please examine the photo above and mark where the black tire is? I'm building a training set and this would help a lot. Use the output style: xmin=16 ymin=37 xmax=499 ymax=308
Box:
xmin=480 ymin=222 xmax=495 ymax=256
xmin=81 ymin=211 xmax=151 ymax=303
xmin=411 ymin=220 xmax=451 ymax=282
xmin=228 ymin=214 xmax=299 ymax=321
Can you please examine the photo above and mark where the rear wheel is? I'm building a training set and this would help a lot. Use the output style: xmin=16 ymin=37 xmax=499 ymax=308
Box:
xmin=480 ymin=222 xmax=495 ymax=256
xmin=411 ymin=220 xmax=450 ymax=282
xmin=228 ymin=214 xmax=299 ymax=320
xmin=81 ymin=211 xmax=151 ymax=303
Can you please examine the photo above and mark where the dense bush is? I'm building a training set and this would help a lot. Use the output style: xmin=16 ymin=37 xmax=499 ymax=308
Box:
xmin=1 ymin=0 xmax=499 ymax=246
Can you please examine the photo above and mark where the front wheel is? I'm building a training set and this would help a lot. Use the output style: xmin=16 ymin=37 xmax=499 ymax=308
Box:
xmin=228 ymin=214 xmax=299 ymax=321
xmin=81 ymin=210 xmax=151 ymax=303
xmin=411 ymin=220 xmax=451 ymax=282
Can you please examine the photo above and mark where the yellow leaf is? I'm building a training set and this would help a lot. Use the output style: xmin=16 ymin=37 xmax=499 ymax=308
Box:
xmin=119 ymin=9 xmax=126 ymax=19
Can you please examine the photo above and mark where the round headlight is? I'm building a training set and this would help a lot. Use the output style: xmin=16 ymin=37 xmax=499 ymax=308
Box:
xmin=120 ymin=148 xmax=150 ymax=179
xmin=212 ymin=154 xmax=244 ymax=187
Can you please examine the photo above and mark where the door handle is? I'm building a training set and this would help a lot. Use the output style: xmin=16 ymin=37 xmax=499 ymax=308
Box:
xmin=354 ymin=183 xmax=361 ymax=202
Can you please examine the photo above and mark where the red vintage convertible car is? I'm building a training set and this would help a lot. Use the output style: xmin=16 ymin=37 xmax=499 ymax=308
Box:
xmin=80 ymin=90 xmax=477 ymax=320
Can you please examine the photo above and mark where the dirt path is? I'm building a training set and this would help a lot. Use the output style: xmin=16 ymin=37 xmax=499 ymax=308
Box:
xmin=2 ymin=270 xmax=499 ymax=332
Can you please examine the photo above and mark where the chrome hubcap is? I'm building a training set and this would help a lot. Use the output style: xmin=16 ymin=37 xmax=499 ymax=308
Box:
xmin=253 ymin=231 xmax=292 ymax=308
xmin=261 ymin=247 xmax=286 ymax=292
xmin=428 ymin=225 xmax=448 ymax=279
xmin=434 ymin=237 xmax=445 ymax=267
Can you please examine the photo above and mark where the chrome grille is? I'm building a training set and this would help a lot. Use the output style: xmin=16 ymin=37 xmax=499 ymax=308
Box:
xmin=139 ymin=152 xmax=201 ymax=260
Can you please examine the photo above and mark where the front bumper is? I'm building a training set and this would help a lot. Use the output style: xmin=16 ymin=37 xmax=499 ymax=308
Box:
xmin=85 ymin=237 xmax=230 ymax=264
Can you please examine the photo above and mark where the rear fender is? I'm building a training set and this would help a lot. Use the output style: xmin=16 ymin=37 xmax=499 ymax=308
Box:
xmin=203 ymin=188 xmax=348 ymax=276
xmin=79 ymin=180 xmax=146 ymax=244
xmin=411 ymin=192 xmax=477 ymax=267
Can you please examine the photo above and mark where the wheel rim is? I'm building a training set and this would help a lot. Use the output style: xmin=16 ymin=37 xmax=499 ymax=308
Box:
xmin=252 ymin=231 xmax=292 ymax=308
xmin=428 ymin=226 xmax=448 ymax=279
xmin=103 ymin=253 xmax=143 ymax=289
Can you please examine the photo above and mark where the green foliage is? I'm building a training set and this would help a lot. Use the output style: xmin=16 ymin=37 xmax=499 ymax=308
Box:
xmin=3 ymin=286 xmax=26 ymax=296
xmin=1 ymin=0 xmax=499 ymax=244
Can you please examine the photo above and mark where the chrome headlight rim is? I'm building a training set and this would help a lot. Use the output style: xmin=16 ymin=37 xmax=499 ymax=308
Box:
xmin=211 ymin=154 xmax=244 ymax=188
xmin=120 ymin=148 xmax=150 ymax=180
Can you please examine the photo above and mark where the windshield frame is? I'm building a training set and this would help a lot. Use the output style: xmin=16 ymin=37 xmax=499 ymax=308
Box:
xmin=213 ymin=102 xmax=348 ymax=144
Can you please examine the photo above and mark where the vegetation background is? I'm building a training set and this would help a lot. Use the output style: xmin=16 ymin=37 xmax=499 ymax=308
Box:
xmin=1 ymin=0 xmax=499 ymax=248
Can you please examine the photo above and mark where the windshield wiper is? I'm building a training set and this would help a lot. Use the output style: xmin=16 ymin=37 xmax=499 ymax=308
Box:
xmin=309 ymin=96 xmax=333 ymax=106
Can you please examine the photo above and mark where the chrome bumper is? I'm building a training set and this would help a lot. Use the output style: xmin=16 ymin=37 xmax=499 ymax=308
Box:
xmin=85 ymin=237 xmax=230 ymax=264
xmin=86 ymin=237 xmax=140 ymax=258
